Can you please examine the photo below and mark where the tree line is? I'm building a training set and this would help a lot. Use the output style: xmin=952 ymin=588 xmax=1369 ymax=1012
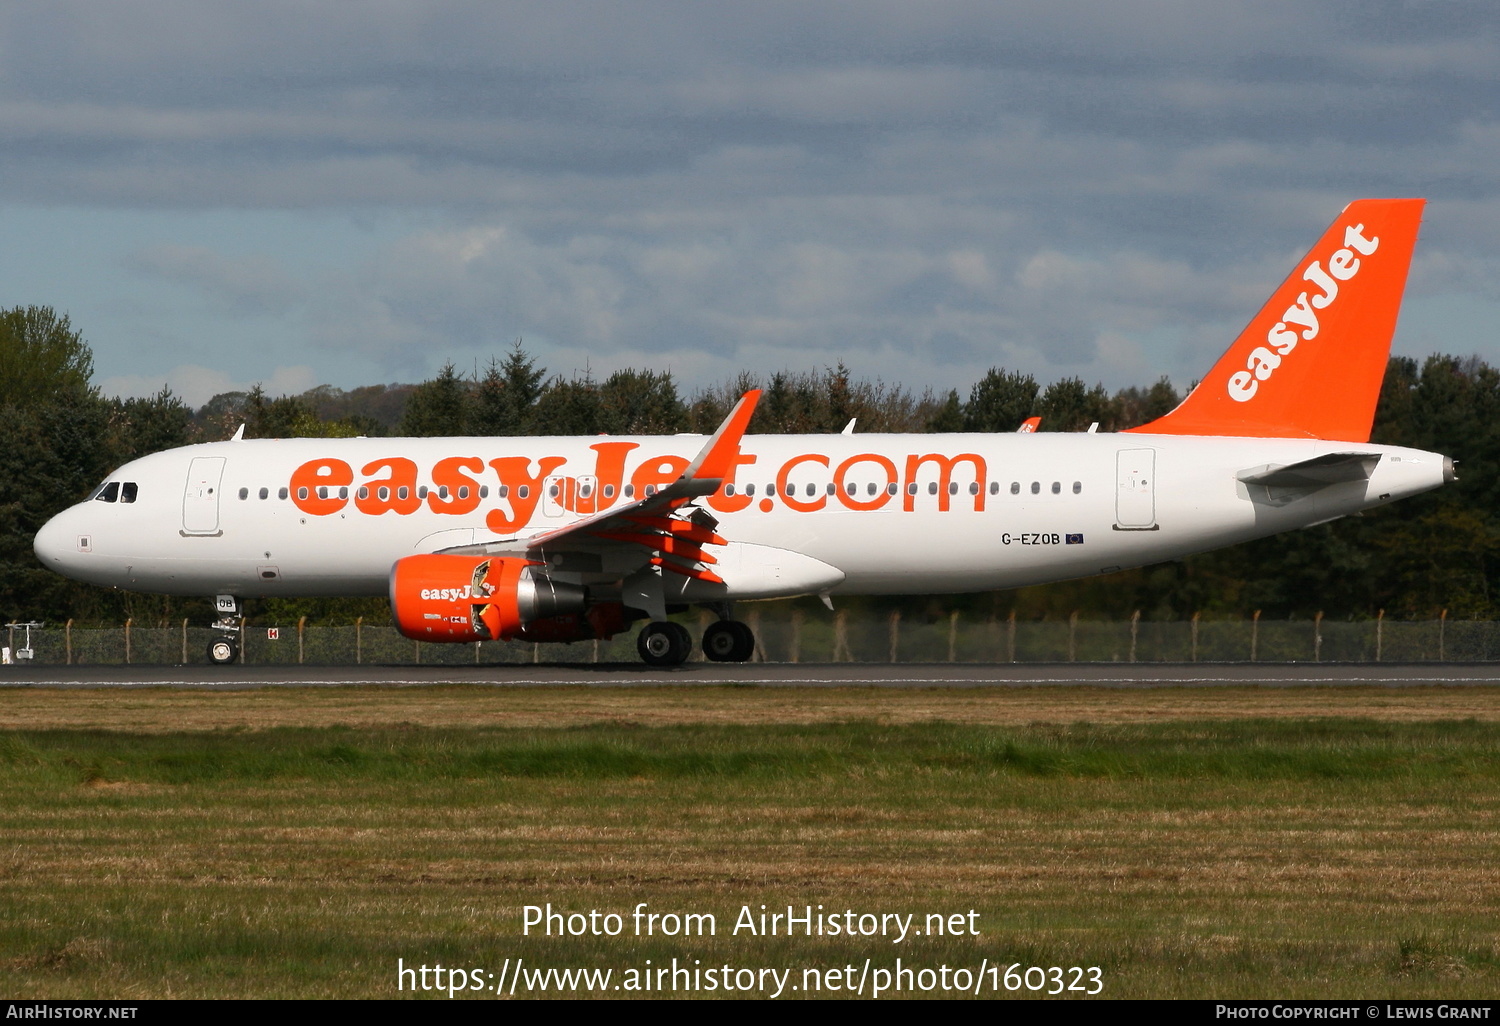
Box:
xmin=1 ymin=306 xmax=1494 ymax=627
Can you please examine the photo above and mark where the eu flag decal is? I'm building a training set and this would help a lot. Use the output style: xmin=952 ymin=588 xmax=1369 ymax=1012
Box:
xmin=1065 ymin=533 xmax=1084 ymax=545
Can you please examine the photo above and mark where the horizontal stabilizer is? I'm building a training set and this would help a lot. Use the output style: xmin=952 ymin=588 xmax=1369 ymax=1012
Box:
xmin=1238 ymin=451 xmax=1379 ymax=489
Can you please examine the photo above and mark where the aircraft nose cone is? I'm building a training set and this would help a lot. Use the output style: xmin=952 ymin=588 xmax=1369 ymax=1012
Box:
xmin=33 ymin=508 xmax=82 ymax=570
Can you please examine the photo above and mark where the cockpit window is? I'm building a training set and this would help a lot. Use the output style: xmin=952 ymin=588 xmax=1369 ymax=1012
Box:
xmin=120 ymin=482 xmax=138 ymax=503
xmin=93 ymin=482 xmax=120 ymax=503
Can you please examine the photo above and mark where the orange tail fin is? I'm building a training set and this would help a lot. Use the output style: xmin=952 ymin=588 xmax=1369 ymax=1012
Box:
xmin=1128 ymin=198 xmax=1425 ymax=441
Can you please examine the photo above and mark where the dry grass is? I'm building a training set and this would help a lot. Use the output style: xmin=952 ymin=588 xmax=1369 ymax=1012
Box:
xmin=3 ymin=683 xmax=1498 ymax=732
xmin=2 ymin=686 xmax=1498 ymax=998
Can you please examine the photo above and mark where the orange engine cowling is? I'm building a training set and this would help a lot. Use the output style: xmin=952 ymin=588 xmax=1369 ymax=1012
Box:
xmin=390 ymin=554 xmax=588 ymax=642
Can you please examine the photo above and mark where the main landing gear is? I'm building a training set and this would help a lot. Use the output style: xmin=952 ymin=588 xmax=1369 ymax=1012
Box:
xmin=207 ymin=593 xmax=241 ymax=665
xmin=702 ymin=619 xmax=756 ymax=663
xmin=637 ymin=621 xmax=692 ymax=666
xmin=635 ymin=617 xmax=756 ymax=667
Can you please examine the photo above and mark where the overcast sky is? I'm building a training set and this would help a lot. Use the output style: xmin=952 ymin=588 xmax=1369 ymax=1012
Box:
xmin=2 ymin=1 xmax=1497 ymax=406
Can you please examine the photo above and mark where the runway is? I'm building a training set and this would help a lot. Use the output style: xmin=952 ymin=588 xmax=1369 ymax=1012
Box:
xmin=5 ymin=661 xmax=1500 ymax=689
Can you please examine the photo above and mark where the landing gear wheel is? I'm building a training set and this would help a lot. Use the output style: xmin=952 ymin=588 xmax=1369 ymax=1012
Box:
xmin=207 ymin=638 xmax=238 ymax=665
xmin=703 ymin=620 xmax=755 ymax=662
xmin=729 ymin=620 xmax=755 ymax=661
xmin=637 ymin=621 xmax=692 ymax=667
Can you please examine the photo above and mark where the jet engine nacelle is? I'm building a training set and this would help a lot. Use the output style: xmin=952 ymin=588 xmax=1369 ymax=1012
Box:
xmin=390 ymin=554 xmax=588 ymax=642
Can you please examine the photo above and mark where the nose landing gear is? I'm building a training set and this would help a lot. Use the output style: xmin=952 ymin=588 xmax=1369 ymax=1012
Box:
xmin=208 ymin=593 xmax=241 ymax=665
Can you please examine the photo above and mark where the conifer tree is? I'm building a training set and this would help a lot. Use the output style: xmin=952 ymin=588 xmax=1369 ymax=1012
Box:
xmin=398 ymin=363 xmax=471 ymax=436
xmin=963 ymin=368 xmax=1038 ymax=432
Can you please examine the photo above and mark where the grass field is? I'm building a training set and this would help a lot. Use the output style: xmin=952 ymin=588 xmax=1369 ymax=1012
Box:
xmin=2 ymin=684 xmax=1498 ymax=999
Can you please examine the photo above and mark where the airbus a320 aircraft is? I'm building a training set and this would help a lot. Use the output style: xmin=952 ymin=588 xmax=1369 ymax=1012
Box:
xmin=34 ymin=199 xmax=1452 ymax=666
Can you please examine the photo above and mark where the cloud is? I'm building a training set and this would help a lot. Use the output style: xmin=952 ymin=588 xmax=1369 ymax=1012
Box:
xmin=5 ymin=1 xmax=1500 ymax=396
xmin=2 ymin=2 xmax=1494 ymax=210
xmin=278 ymin=204 xmax=1301 ymax=392
xmin=123 ymin=244 xmax=305 ymax=316
xmin=100 ymin=363 xmax=319 ymax=407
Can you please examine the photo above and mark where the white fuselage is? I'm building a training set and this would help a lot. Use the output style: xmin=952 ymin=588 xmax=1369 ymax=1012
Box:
xmin=34 ymin=431 xmax=1448 ymax=602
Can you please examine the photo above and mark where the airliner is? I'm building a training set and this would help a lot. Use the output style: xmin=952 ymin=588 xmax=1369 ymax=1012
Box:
xmin=33 ymin=199 xmax=1451 ymax=666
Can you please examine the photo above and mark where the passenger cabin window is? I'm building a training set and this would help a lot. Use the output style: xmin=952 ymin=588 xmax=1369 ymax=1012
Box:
xmin=1030 ymin=482 xmax=1040 ymax=494
xmin=278 ymin=487 xmax=288 ymax=500
xmin=121 ymin=482 xmax=138 ymax=503
xmin=239 ymin=487 xmax=249 ymax=500
xmin=95 ymin=482 xmax=120 ymax=503
xmin=1073 ymin=481 xmax=1082 ymax=494
xmin=1051 ymin=481 xmax=1061 ymax=494
xmin=259 ymin=487 xmax=269 ymax=500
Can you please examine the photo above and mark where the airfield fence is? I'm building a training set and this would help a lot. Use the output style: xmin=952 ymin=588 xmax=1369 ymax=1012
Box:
xmin=2 ymin=610 xmax=1493 ymax=666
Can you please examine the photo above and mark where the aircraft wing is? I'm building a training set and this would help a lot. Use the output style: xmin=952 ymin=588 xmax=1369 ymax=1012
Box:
xmin=440 ymin=390 xmax=761 ymax=587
